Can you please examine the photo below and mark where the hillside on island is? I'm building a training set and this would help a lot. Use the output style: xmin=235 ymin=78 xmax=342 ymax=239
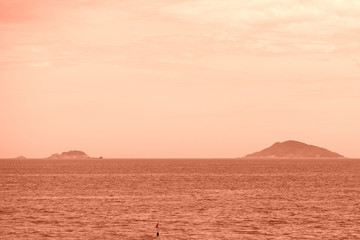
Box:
xmin=243 ymin=140 xmax=344 ymax=159
xmin=47 ymin=150 xmax=91 ymax=159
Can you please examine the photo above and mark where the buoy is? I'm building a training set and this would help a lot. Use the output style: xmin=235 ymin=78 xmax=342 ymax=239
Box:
xmin=156 ymin=223 xmax=159 ymax=237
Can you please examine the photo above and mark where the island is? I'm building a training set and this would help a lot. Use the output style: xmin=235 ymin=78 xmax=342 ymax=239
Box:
xmin=47 ymin=150 xmax=92 ymax=159
xmin=243 ymin=140 xmax=345 ymax=159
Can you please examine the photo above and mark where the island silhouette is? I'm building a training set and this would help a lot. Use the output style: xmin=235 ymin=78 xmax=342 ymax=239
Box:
xmin=40 ymin=142 xmax=345 ymax=159
xmin=243 ymin=140 xmax=344 ymax=159
xmin=47 ymin=150 xmax=91 ymax=159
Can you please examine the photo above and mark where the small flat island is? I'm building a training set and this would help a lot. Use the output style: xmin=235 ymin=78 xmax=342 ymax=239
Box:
xmin=47 ymin=150 xmax=92 ymax=159
xmin=243 ymin=140 xmax=345 ymax=159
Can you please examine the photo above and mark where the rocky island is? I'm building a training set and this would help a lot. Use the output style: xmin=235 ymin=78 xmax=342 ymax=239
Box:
xmin=47 ymin=150 xmax=91 ymax=159
xmin=243 ymin=140 xmax=344 ymax=159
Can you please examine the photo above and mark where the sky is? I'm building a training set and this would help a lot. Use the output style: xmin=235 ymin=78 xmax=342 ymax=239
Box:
xmin=1 ymin=0 xmax=360 ymax=158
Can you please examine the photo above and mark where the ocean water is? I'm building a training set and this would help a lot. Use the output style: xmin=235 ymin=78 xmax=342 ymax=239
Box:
xmin=1 ymin=158 xmax=360 ymax=239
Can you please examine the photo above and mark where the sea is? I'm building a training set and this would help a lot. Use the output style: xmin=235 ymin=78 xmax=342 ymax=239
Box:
xmin=1 ymin=158 xmax=360 ymax=239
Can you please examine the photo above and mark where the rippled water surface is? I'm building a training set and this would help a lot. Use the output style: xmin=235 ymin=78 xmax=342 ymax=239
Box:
xmin=1 ymin=158 xmax=360 ymax=239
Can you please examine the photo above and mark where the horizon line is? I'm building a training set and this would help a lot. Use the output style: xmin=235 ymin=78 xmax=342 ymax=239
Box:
xmin=1 ymin=157 xmax=358 ymax=160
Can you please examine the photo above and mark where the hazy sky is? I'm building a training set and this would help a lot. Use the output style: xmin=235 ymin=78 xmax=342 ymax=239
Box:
xmin=1 ymin=0 xmax=360 ymax=158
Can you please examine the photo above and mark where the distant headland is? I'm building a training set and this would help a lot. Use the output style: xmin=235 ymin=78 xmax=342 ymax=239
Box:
xmin=47 ymin=150 xmax=92 ymax=159
xmin=243 ymin=140 xmax=345 ymax=159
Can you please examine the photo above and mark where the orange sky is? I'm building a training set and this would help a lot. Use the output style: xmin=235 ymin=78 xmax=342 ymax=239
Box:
xmin=1 ymin=0 xmax=360 ymax=158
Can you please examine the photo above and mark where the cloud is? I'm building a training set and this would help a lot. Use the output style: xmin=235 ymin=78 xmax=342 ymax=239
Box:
xmin=163 ymin=0 xmax=360 ymax=28
xmin=2 ymin=0 xmax=359 ymax=69
xmin=28 ymin=61 xmax=53 ymax=67
xmin=162 ymin=0 xmax=360 ymax=55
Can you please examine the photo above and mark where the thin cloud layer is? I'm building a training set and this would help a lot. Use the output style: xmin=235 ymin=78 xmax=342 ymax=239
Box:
xmin=163 ymin=0 xmax=360 ymax=55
